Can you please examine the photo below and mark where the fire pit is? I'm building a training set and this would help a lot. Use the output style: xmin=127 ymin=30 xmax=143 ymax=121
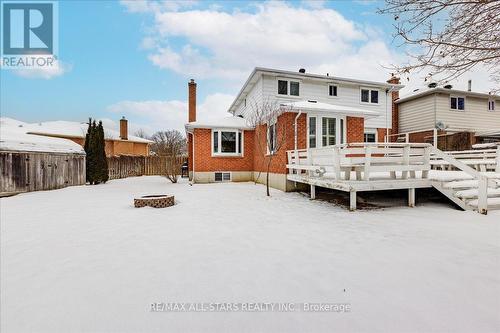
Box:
xmin=134 ymin=195 xmax=175 ymax=208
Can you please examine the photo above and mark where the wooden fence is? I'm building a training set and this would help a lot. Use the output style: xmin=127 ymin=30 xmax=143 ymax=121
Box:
xmin=107 ymin=155 xmax=186 ymax=180
xmin=0 ymin=151 xmax=86 ymax=194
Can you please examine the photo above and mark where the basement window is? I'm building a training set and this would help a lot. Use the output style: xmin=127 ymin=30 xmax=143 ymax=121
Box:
xmin=212 ymin=129 xmax=243 ymax=156
xmin=451 ymin=96 xmax=465 ymax=110
xmin=215 ymin=172 xmax=231 ymax=182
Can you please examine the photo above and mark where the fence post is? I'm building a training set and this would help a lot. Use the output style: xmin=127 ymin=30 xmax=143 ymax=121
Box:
xmin=405 ymin=133 xmax=409 ymax=143
xmin=402 ymin=144 xmax=410 ymax=179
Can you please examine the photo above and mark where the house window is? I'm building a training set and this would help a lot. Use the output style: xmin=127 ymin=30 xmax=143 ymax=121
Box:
xmin=322 ymin=117 xmax=336 ymax=146
xmin=329 ymin=85 xmax=338 ymax=97
xmin=267 ymin=122 xmax=277 ymax=154
xmin=278 ymin=80 xmax=288 ymax=95
xmin=215 ymin=172 xmax=231 ymax=182
xmin=277 ymin=79 xmax=300 ymax=96
xmin=309 ymin=117 xmax=316 ymax=148
xmin=488 ymin=99 xmax=495 ymax=111
xmin=364 ymin=132 xmax=376 ymax=143
xmin=290 ymin=81 xmax=300 ymax=96
xmin=361 ymin=88 xmax=379 ymax=104
xmin=212 ymin=130 xmax=243 ymax=155
xmin=340 ymin=118 xmax=344 ymax=144
xmin=451 ymin=96 xmax=465 ymax=110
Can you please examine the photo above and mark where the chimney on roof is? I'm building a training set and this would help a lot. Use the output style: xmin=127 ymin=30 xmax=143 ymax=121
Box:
xmin=299 ymin=68 xmax=306 ymax=73
xmin=120 ymin=116 xmax=128 ymax=140
xmin=386 ymin=73 xmax=400 ymax=85
xmin=468 ymin=80 xmax=472 ymax=92
xmin=188 ymin=79 xmax=197 ymax=123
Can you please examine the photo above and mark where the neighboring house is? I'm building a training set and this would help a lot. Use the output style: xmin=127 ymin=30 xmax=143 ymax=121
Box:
xmin=24 ymin=117 xmax=152 ymax=156
xmin=185 ymin=67 xmax=403 ymax=190
xmin=395 ymin=86 xmax=500 ymax=144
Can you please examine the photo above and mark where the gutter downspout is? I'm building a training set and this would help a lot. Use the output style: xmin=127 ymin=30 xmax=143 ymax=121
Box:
xmin=294 ymin=110 xmax=303 ymax=150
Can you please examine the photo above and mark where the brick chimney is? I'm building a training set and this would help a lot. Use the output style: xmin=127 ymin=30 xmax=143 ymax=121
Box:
xmin=387 ymin=74 xmax=400 ymax=141
xmin=188 ymin=79 xmax=197 ymax=122
xmin=119 ymin=116 xmax=128 ymax=140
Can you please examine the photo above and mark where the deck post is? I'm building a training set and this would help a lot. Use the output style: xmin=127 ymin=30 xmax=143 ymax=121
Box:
xmin=350 ymin=191 xmax=357 ymax=211
xmin=478 ymin=176 xmax=488 ymax=214
xmin=402 ymin=145 xmax=410 ymax=179
xmin=310 ymin=185 xmax=316 ymax=199
xmin=363 ymin=146 xmax=372 ymax=181
xmin=408 ymin=188 xmax=415 ymax=207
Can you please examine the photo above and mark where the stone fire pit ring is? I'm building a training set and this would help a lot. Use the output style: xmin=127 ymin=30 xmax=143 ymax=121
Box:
xmin=134 ymin=195 xmax=175 ymax=208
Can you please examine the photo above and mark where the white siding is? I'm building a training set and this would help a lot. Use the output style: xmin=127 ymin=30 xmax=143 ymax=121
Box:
xmin=399 ymin=94 xmax=436 ymax=132
xmin=256 ymin=74 xmax=392 ymax=128
xmin=234 ymin=76 xmax=263 ymax=118
xmin=436 ymin=94 xmax=500 ymax=131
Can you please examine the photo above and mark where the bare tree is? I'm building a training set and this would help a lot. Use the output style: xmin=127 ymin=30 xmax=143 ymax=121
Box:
xmin=247 ymin=100 xmax=289 ymax=196
xmin=378 ymin=0 xmax=500 ymax=91
xmin=134 ymin=129 xmax=149 ymax=139
xmin=150 ymin=130 xmax=186 ymax=183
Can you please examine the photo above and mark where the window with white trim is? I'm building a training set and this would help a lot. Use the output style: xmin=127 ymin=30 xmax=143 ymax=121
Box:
xmin=364 ymin=132 xmax=376 ymax=142
xmin=360 ymin=88 xmax=379 ymax=104
xmin=322 ymin=117 xmax=336 ymax=146
xmin=277 ymin=79 xmax=300 ymax=96
xmin=488 ymin=99 xmax=495 ymax=111
xmin=267 ymin=122 xmax=277 ymax=154
xmin=212 ymin=129 xmax=243 ymax=156
xmin=308 ymin=116 xmax=316 ymax=148
xmin=451 ymin=96 xmax=465 ymax=110
xmin=328 ymin=84 xmax=338 ymax=97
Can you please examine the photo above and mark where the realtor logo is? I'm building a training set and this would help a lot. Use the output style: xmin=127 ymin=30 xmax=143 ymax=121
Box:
xmin=1 ymin=1 xmax=58 ymax=69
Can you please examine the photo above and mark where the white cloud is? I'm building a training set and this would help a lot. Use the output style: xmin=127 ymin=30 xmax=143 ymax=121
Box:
xmin=123 ymin=0 xmax=496 ymax=94
xmin=13 ymin=60 xmax=72 ymax=79
xmin=120 ymin=0 xmax=197 ymax=13
xmin=106 ymin=93 xmax=234 ymax=133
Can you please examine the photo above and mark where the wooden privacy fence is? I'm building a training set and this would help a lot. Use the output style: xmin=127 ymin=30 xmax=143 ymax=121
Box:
xmin=107 ymin=155 xmax=187 ymax=180
xmin=0 ymin=151 xmax=86 ymax=194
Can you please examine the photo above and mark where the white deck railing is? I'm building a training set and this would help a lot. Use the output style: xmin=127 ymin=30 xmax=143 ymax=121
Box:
xmin=430 ymin=146 xmax=500 ymax=172
xmin=286 ymin=142 xmax=432 ymax=181
xmin=286 ymin=143 xmax=498 ymax=214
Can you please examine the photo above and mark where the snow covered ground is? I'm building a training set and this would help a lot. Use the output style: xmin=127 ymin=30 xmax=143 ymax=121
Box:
xmin=1 ymin=176 xmax=499 ymax=333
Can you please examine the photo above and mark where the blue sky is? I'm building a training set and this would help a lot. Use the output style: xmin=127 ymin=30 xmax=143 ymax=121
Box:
xmin=0 ymin=0 xmax=492 ymax=134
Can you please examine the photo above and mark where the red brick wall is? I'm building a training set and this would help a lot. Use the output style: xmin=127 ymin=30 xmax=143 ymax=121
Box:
xmin=189 ymin=113 xmax=368 ymax=176
xmin=192 ymin=128 xmax=254 ymax=172
xmin=377 ymin=128 xmax=388 ymax=142
xmin=252 ymin=112 xmax=307 ymax=175
xmin=346 ymin=116 xmax=364 ymax=143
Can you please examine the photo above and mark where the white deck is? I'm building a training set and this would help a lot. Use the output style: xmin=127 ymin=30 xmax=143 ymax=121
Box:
xmin=287 ymin=143 xmax=500 ymax=213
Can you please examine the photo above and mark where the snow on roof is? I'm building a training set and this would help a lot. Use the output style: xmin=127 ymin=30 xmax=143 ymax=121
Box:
xmin=185 ymin=116 xmax=254 ymax=130
xmin=280 ymin=100 xmax=379 ymax=118
xmin=0 ymin=118 xmax=85 ymax=154
xmin=25 ymin=120 xmax=153 ymax=143
xmin=397 ymin=87 xmax=500 ymax=104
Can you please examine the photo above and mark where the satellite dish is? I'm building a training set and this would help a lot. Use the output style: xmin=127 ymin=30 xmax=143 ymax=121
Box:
xmin=435 ymin=121 xmax=446 ymax=130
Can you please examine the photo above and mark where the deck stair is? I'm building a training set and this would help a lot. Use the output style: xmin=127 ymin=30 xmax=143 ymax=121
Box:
xmin=432 ymin=177 xmax=500 ymax=211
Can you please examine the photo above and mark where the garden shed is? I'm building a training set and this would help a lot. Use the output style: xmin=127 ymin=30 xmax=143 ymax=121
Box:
xmin=0 ymin=118 xmax=86 ymax=195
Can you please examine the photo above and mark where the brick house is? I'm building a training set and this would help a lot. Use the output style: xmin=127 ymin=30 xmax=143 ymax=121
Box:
xmin=186 ymin=67 xmax=403 ymax=190
xmin=25 ymin=117 xmax=152 ymax=157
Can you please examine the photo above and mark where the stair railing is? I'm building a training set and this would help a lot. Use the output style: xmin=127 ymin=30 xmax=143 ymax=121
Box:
xmin=431 ymin=147 xmax=490 ymax=214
